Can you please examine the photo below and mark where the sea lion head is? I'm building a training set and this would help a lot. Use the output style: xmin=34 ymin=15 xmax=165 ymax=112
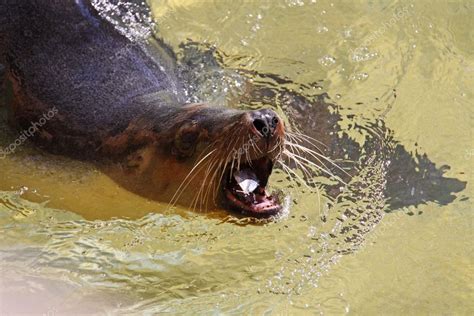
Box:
xmin=171 ymin=104 xmax=286 ymax=217
xmin=110 ymin=103 xmax=286 ymax=217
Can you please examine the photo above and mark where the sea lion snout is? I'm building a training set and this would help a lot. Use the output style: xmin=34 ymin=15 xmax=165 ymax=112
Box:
xmin=248 ymin=109 xmax=283 ymax=141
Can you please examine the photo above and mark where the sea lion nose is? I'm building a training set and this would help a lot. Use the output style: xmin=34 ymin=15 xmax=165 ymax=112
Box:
xmin=251 ymin=109 xmax=280 ymax=139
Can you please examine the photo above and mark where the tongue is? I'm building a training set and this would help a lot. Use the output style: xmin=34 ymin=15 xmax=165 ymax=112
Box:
xmin=233 ymin=169 xmax=259 ymax=194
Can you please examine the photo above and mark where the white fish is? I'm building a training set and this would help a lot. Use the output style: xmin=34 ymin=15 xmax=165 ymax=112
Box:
xmin=234 ymin=169 xmax=259 ymax=194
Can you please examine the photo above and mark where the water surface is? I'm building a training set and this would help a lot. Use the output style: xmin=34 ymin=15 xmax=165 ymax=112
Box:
xmin=0 ymin=0 xmax=472 ymax=314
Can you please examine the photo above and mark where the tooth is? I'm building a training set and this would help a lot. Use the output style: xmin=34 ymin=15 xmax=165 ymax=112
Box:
xmin=234 ymin=169 xmax=259 ymax=194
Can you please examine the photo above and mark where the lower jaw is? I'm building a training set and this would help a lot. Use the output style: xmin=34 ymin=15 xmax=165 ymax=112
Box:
xmin=224 ymin=189 xmax=281 ymax=218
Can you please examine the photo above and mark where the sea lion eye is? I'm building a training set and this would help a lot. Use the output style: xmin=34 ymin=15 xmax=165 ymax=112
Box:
xmin=173 ymin=122 xmax=200 ymax=158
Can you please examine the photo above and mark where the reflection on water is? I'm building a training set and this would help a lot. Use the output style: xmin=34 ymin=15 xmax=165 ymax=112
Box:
xmin=0 ymin=0 xmax=472 ymax=314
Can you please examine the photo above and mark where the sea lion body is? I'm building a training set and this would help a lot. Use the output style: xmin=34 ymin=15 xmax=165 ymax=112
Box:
xmin=1 ymin=0 xmax=286 ymax=216
xmin=3 ymin=0 xmax=180 ymax=154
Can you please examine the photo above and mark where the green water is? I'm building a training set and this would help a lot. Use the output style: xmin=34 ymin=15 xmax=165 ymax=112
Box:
xmin=0 ymin=0 xmax=473 ymax=314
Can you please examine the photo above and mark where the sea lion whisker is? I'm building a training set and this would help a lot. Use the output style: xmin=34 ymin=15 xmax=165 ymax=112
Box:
xmin=269 ymin=136 xmax=284 ymax=154
xmin=193 ymin=156 xmax=220 ymax=212
xmin=285 ymin=138 xmax=344 ymax=171
xmin=271 ymin=153 xmax=322 ymax=215
xmin=229 ymin=155 xmax=236 ymax=182
xmin=286 ymin=144 xmax=314 ymax=180
xmin=285 ymin=134 xmax=323 ymax=157
xmin=277 ymin=160 xmax=311 ymax=188
xmin=191 ymin=155 xmax=221 ymax=212
xmin=201 ymin=156 xmax=222 ymax=209
xmin=277 ymin=162 xmax=296 ymax=183
xmin=236 ymin=136 xmax=243 ymax=172
xmin=285 ymin=150 xmax=323 ymax=216
xmin=284 ymin=145 xmax=323 ymax=213
xmin=283 ymin=149 xmax=332 ymax=181
xmin=225 ymin=126 xmax=243 ymax=170
xmin=202 ymin=138 xmax=235 ymax=207
xmin=209 ymin=156 xmax=229 ymax=204
xmin=286 ymin=133 xmax=329 ymax=160
xmin=214 ymin=137 xmax=243 ymax=203
xmin=225 ymin=125 xmax=241 ymax=149
xmin=227 ymin=130 xmax=246 ymax=180
xmin=285 ymin=132 xmax=325 ymax=152
xmin=250 ymin=141 xmax=260 ymax=162
xmin=277 ymin=161 xmax=294 ymax=181
xmin=286 ymin=150 xmax=348 ymax=186
xmin=177 ymin=158 xmax=214 ymax=213
xmin=277 ymin=158 xmax=322 ymax=215
xmin=205 ymin=166 xmax=221 ymax=207
xmin=287 ymin=130 xmax=328 ymax=150
xmin=168 ymin=149 xmax=218 ymax=210
xmin=283 ymin=150 xmax=348 ymax=185
xmin=192 ymin=140 xmax=220 ymax=167
xmin=245 ymin=145 xmax=253 ymax=167
xmin=203 ymin=153 xmax=227 ymax=209
xmin=285 ymin=140 xmax=333 ymax=175
xmin=276 ymin=160 xmax=296 ymax=181
xmin=247 ymin=141 xmax=261 ymax=161
xmin=285 ymin=133 xmax=324 ymax=155
xmin=249 ymin=135 xmax=262 ymax=155
xmin=238 ymin=129 xmax=248 ymax=167
xmin=285 ymin=141 xmax=352 ymax=178
xmin=197 ymin=142 xmax=231 ymax=210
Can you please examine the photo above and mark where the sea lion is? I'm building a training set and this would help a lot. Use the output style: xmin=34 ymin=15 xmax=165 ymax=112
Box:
xmin=0 ymin=0 xmax=287 ymax=217
xmin=0 ymin=0 xmax=466 ymax=222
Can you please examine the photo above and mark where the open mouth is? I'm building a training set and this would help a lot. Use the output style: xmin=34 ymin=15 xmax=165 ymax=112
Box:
xmin=223 ymin=156 xmax=281 ymax=217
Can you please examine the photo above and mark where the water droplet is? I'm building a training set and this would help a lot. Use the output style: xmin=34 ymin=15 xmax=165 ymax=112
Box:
xmin=318 ymin=55 xmax=336 ymax=67
xmin=343 ymin=29 xmax=352 ymax=38
xmin=317 ymin=25 xmax=329 ymax=33
xmin=350 ymin=72 xmax=369 ymax=81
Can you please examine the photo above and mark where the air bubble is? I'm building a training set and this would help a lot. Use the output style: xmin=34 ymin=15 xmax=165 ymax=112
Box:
xmin=318 ymin=55 xmax=336 ymax=67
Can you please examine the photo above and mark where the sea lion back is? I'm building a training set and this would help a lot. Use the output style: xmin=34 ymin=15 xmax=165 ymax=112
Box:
xmin=2 ymin=0 xmax=181 ymax=138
